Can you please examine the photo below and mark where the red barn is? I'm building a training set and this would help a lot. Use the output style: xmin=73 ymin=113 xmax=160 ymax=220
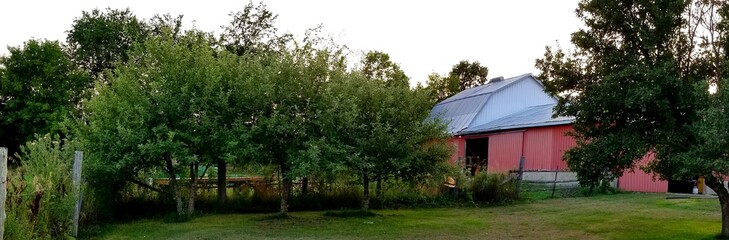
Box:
xmin=429 ymin=74 xmax=672 ymax=193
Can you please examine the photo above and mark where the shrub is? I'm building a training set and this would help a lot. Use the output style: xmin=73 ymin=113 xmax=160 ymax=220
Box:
xmin=5 ymin=135 xmax=79 ymax=239
xmin=469 ymin=172 xmax=518 ymax=203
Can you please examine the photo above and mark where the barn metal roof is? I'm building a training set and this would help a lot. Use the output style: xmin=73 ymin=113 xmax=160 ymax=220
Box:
xmin=437 ymin=73 xmax=530 ymax=105
xmin=459 ymin=103 xmax=574 ymax=135
xmin=428 ymin=73 xmax=533 ymax=133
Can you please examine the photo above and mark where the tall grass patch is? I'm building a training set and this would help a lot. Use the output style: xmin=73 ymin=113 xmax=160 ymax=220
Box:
xmin=5 ymin=135 xmax=78 ymax=239
xmin=469 ymin=172 xmax=518 ymax=203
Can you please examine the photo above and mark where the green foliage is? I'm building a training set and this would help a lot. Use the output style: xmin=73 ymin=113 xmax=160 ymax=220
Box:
xmin=469 ymin=172 xmax=517 ymax=203
xmin=0 ymin=39 xmax=89 ymax=158
xmin=320 ymin=70 xmax=452 ymax=210
xmin=75 ymin=6 xmax=452 ymax=218
xmin=5 ymin=135 xmax=78 ymax=239
xmin=535 ymin=0 xmax=729 ymax=236
xmin=535 ymin=0 xmax=702 ymax=190
xmin=425 ymin=60 xmax=489 ymax=103
xmin=220 ymin=1 xmax=291 ymax=56
xmin=67 ymin=8 xmax=148 ymax=78
xmin=425 ymin=73 xmax=460 ymax=103
xmin=360 ymin=51 xmax=410 ymax=88
xmin=244 ymin=33 xmax=350 ymax=213
xmin=449 ymin=60 xmax=489 ymax=90
xmin=81 ymin=25 xmax=224 ymax=218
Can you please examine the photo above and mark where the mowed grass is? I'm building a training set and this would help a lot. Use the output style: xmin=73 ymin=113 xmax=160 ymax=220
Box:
xmin=85 ymin=193 xmax=722 ymax=240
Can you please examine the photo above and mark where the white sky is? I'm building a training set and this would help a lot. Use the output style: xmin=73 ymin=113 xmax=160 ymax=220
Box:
xmin=0 ymin=0 xmax=582 ymax=86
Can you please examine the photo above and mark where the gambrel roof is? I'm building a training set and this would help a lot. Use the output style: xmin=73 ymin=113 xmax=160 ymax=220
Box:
xmin=428 ymin=73 xmax=573 ymax=135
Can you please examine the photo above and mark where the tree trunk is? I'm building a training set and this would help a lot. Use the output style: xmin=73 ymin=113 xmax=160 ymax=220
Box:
xmin=723 ymin=200 xmax=729 ymax=238
xmin=301 ymin=177 xmax=309 ymax=196
xmin=165 ymin=155 xmax=184 ymax=217
xmin=187 ymin=163 xmax=197 ymax=217
xmin=376 ymin=174 xmax=383 ymax=200
xmin=174 ymin=186 xmax=183 ymax=217
xmin=707 ymin=177 xmax=729 ymax=237
xmin=362 ymin=171 xmax=370 ymax=211
xmin=217 ymin=159 xmax=227 ymax=207
xmin=279 ymin=162 xmax=291 ymax=214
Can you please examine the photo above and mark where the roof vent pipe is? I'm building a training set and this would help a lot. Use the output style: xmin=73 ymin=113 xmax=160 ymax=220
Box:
xmin=489 ymin=76 xmax=504 ymax=83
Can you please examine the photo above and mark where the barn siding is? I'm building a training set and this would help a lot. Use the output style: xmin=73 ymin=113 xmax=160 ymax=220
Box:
xmin=447 ymin=137 xmax=465 ymax=164
xmin=451 ymin=124 xmax=669 ymax=193
xmin=551 ymin=125 xmax=575 ymax=170
xmin=618 ymin=153 xmax=668 ymax=192
xmin=523 ymin=127 xmax=553 ymax=170
xmin=487 ymin=132 xmax=523 ymax=172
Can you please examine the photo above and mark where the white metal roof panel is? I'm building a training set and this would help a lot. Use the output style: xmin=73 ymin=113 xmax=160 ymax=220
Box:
xmin=428 ymin=73 xmax=534 ymax=134
xmin=459 ymin=103 xmax=574 ymax=134
xmin=429 ymin=93 xmax=491 ymax=133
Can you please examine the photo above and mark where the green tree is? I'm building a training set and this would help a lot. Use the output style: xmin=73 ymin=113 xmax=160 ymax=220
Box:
xmin=220 ymin=1 xmax=291 ymax=56
xmin=206 ymin=49 xmax=273 ymax=207
xmin=216 ymin=1 xmax=291 ymax=204
xmin=83 ymin=27 xmax=223 ymax=218
xmin=248 ymin=41 xmax=346 ymax=214
xmin=321 ymin=73 xmax=451 ymax=211
xmin=425 ymin=60 xmax=489 ymax=103
xmin=449 ymin=60 xmax=489 ymax=90
xmin=0 ymin=40 xmax=89 ymax=158
xmin=425 ymin=73 xmax=459 ymax=103
xmin=67 ymin=8 xmax=148 ymax=79
xmin=670 ymin=1 xmax=729 ymax=236
xmin=535 ymin=0 xmax=729 ymax=236
xmin=148 ymin=14 xmax=184 ymax=40
xmin=360 ymin=51 xmax=410 ymax=88
xmin=536 ymin=0 xmax=698 ymax=192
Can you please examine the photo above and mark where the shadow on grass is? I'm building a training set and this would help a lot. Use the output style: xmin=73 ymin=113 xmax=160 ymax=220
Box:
xmin=715 ymin=233 xmax=729 ymax=240
xmin=323 ymin=210 xmax=378 ymax=218
xmin=257 ymin=212 xmax=293 ymax=221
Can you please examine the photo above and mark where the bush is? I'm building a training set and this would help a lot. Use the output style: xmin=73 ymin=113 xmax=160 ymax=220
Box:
xmin=469 ymin=172 xmax=518 ymax=203
xmin=5 ymin=135 xmax=79 ymax=239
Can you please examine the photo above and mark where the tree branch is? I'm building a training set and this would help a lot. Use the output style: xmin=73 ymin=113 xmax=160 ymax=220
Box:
xmin=128 ymin=177 xmax=163 ymax=193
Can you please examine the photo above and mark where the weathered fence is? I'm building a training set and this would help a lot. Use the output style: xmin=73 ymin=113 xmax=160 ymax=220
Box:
xmin=509 ymin=157 xmax=580 ymax=198
xmin=0 ymin=147 xmax=85 ymax=238
xmin=72 ymin=151 xmax=83 ymax=237
xmin=0 ymin=147 xmax=7 ymax=240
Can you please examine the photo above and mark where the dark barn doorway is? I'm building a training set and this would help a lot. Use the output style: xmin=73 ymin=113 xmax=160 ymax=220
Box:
xmin=667 ymin=179 xmax=696 ymax=194
xmin=465 ymin=138 xmax=489 ymax=175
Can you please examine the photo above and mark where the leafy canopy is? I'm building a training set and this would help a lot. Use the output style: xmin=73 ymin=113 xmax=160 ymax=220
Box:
xmin=67 ymin=8 xmax=148 ymax=78
xmin=360 ymin=51 xmax=410 ymax=88
xmin=0 ymin=40 xmax=89 ymax=157
xmin=535 ymin=0 xmax=714 ymax=190
xmin=425 ymin=60 xmax=489 ymax=103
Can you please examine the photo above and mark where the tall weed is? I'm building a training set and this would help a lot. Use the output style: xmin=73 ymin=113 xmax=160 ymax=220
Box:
xmin=469 ymin=172 xmax=518 ymax=203
xmin=6 ymin=135 xmax=78 ymax=239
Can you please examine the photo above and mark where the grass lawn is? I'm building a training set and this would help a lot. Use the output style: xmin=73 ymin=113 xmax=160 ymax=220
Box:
xmin=84 ymin=193 xmax=722 ymax=240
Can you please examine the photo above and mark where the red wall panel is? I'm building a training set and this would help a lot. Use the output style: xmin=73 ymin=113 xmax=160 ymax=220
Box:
xmin=445 ymin=124 xmax=668 ymax=192
xmin=551 ymin=125 xmax=576 ymax=170
xmin=447 ymin=137 xmax=465 ymax=164
xmin=618 ymin=153 xmax=668 ymax=192
xmin=523 ymin=127 xmax=553 ymax=170
xmin=487 ymin=132 xmax=523 ymax=172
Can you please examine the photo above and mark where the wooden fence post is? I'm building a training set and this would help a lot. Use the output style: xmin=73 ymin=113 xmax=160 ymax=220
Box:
xmin=515 ymin=156 xmax=525 ymax=198
xmin=71 ymin=151 xmax=83 ymax=237
xmin=551 ymin=170 xmax=559 ymax=198
xmin=0 ymin=147 xmax=7 ymax=240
